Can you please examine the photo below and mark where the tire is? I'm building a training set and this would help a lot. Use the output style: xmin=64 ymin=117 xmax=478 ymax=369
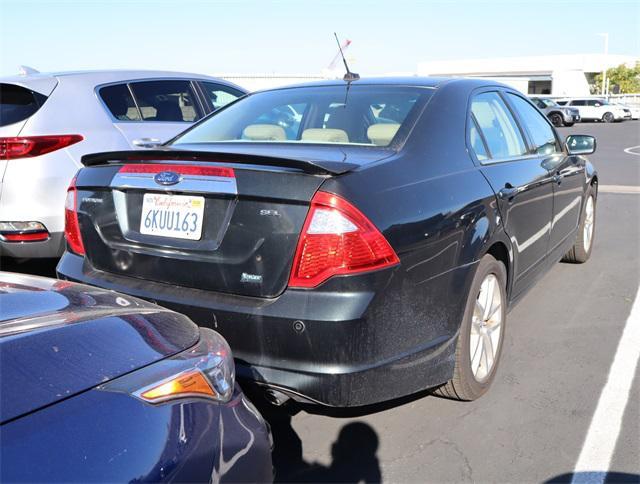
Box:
xmin=435 ymin=254 xmax=507 ymax=401
xmin=550 ymin=112 xmax=564 ymax=127
xmin=562 ymin=190 xmax=596 ymax=263
xmin=564 ymin=122 xmax=575 ymax=127
xmin=602 ymin=112 xmax=614 ymax=123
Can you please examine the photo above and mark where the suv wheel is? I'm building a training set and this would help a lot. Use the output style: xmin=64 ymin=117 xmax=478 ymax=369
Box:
xmin=602 ymin=112 xmax=614 ymax=123
xmin=550 ymin=113 xmax=563 ymax=127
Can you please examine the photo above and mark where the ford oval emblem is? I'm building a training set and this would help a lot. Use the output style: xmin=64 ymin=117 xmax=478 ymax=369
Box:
xmin=154 ymin=171 xmax=181 ymax=186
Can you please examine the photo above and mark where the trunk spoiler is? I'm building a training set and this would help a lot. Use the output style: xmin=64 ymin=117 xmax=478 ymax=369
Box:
xmin=81 ymin=149 xmax=359 ymax=176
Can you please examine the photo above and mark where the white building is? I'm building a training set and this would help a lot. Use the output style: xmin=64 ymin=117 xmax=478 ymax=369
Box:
xmin=417 ymin=54 xmax=639 ymax=96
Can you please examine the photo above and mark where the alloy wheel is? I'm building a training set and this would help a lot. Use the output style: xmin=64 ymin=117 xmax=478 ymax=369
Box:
xmin=583 ymin=195 xmax=595 ymax=252
xmin=469 ymin=273 xmax=503 ymax=382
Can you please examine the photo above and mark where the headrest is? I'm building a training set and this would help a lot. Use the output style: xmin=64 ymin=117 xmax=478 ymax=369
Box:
xmin=301 ymin=128 xmax=349 ymax=144
xmin=242 ymin=124 xmax=286 ymax=141
xmin=367 ymin=123 xmax=400 ymax=146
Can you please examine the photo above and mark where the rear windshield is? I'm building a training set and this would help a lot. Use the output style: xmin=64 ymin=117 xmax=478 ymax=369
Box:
xmin=0 ymin=83 xmax=48 ymax=127
xmin=172 ymin=85 xmax=433 ymax=148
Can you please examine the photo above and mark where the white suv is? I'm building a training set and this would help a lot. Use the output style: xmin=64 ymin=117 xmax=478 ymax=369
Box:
xmin=561 ymin=98 xmax=628 ymax=123
xmin=0 ymin=69 xmax=246 ymax=258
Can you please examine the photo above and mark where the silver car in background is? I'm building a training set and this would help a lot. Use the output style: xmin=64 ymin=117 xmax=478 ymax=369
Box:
xmin=529 ymin=97 xmax=580 ymax=127
xmin=0 ymin=69 xmax=246 ymax=258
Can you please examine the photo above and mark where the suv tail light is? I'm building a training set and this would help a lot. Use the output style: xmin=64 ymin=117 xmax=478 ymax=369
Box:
xmin=289 ymin=191 xmax=399 ymax=288
xmin=64 ymin=176 xmax=85 ymax=255
xmin=0 ymin=135 xmax=83 ymax=160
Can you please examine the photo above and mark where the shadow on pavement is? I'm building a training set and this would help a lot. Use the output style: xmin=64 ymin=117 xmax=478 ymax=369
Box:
xmin=244 ymin=387 xmax=382 ymax=483
xmin=546 ymin=472 xmax=640 ymax=483
xmin=0 ymin=257 xmax=59 ymax=278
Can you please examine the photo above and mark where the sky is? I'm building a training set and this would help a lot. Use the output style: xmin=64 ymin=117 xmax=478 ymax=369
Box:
xmin=0 ymin=0 xmax=638 ymax=77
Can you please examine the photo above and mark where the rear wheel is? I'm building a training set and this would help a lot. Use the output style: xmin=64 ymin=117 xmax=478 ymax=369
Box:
xmin=550 ymin=112 xmax=563 ymax=127
xmin=435 ymin=255 xmax=507 ymax=401
xmin=562 ymin=191 xmax=596 ymax=263
xmin=602 ymin=112 xmax=614 ymax=123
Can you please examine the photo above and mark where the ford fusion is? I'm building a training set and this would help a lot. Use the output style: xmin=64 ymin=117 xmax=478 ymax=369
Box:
xmin=57 ymin=78 xmax=598 ymax=407
xmin=0 ymin=273 xmax=272 ymax=482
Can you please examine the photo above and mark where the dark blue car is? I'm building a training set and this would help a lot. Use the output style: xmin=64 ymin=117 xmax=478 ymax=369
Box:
xmin=0 ymin=273 xmax=272 ymax=482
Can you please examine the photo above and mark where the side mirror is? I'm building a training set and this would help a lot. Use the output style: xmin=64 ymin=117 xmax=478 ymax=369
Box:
xmin=565 ymin=135 xmax=596 ymax=155
xmin=132 ymin=138 xmax=162 ymax=149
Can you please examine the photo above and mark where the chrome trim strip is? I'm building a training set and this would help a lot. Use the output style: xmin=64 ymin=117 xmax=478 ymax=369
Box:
xmin=110 ymin=173 xmax=238 ymax=195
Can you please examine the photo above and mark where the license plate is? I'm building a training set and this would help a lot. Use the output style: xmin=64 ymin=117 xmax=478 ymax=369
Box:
xmin=140 ymin=193 xmax=205 ymax=240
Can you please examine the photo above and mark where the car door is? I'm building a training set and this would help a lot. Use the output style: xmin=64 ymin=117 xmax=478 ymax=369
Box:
xmin=98 ymin=79 xmax=205 ymax=147
xmin=468 ymin=90 xmax=555 ymax=298
xmin=504 ymin=93 xmax=586 ymax=255
xmin=568 ymin=100 xmax=585 ymax=119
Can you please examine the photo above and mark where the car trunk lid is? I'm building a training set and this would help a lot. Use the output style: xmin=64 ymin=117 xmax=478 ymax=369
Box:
xmin=74 ymin=145 xmax=390 ymax=298
xmin=0 ymin=273 xmax=199 ymax=423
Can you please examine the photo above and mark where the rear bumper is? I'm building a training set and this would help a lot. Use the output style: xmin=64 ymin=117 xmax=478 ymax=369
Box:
xmin=57 ymin=252 xmax=458 ymax=407
xmin=0 ymin=231 xmax=64 ymax=258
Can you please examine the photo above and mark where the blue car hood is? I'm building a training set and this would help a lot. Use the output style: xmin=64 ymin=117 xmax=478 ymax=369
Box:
xmin=0 ymin=273 xmax=199 ymax=423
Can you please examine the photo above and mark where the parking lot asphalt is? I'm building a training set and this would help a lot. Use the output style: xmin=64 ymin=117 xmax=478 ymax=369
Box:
xmin=1 ymin=121 xmax=638 ymax=483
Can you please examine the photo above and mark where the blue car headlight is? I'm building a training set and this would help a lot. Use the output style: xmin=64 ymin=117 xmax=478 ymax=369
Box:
xmin=100 ymin=327 xmax=235 ymax=404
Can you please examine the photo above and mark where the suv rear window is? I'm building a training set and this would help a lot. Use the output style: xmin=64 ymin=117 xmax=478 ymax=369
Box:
xmin=0 ymin=83 xmax=47 ymax=127
xmin=173 ymin=85 xmax=433 ymax=147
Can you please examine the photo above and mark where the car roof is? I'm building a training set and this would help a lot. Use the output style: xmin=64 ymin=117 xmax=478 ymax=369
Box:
xmin=258 ymin=76 xmax=501 ymax=92
xmin=0 ymin=69 xmax=245 ymax=91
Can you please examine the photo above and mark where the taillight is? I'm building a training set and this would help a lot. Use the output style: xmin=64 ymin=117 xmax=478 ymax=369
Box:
xmin=0 ymin=135 xmax=83 ymax=160
xmin=64 ymin=176 xmax=85 ymax=255
xmin=289 ymin=191 xmax=399 ymax=288
xmin=0 ymin=222 xmax=49 ymax=242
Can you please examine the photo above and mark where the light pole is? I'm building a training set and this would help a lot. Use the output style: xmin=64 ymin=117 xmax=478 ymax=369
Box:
xmin=597 ymin=33 xmax=609 ymax=96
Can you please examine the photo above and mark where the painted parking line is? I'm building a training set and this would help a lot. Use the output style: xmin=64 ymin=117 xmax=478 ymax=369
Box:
xmin=599 ymin=185 xmax=640 ymax=195
xmin=623 ymin=145 xmax=640 ymax=156
xmin=571 ymin=290 xmax=640 ymax=484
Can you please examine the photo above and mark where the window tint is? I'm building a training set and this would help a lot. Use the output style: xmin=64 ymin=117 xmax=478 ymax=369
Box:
xmin=200 ymin=82 xmax=244 ymax=112
xmin=99 ymin=84 xmax=141 ymax=121
xmin=0 ymin=83 xmax=47 ymax=127
xmin=570 ymin=100 xmax=585 ymax=106
xmin=471 ymin=92 xmax=527 ymax=159
xmin=469 ymin=118 xmax=489 ymax=161
xmin=129 ymin=80 xmax=202 ymax=122
xmin=507 ymin=94 xmax=559 ymax=155
xmin=173 ymin=86 xmax=431 ymax=147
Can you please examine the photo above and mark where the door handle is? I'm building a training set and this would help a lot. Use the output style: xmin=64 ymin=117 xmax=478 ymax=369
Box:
xmin=498 ymin=183 xmax=520 ymax=201
xmin=553 ymin=172 xmax=564 ymax=184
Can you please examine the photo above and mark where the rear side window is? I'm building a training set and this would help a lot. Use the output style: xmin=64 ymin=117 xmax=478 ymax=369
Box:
xmin=570 ymin=100 xmax=585 ymax=106
xmin=507 ymin=94 xmax=559 ymax=155
xmin=99 ymin=84 xmax=142 ymax=121
xmin=0 ymin=83 xmax=47 ymax=127
xmin=200 ymin=82 xmax=244 ymax=112
xmin=129 ymin=80 xmax=202 ymax=122
xmin=471 ymin=92 xmax=527 ymax=160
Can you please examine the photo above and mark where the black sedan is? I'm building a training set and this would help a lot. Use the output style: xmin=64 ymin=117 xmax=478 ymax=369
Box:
xmin=57 ymin=77 xmax=598 ymax=407
xmin=0 ymin=273 xmax=272 ymax=482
